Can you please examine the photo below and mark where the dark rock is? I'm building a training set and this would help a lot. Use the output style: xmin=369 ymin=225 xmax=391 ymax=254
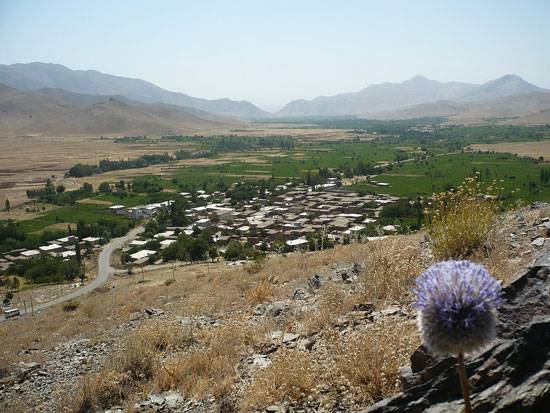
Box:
xmin=410 ymin=345 xmax=436 ymax=374
xmin=352 ymin=303 xmax=375 ymax=313
xmin=308 ymin=274 xmax=322 ymax=289
xmin=363 ymin=252 xmax=550 ymax=413
xmin=144 ymin=307 xmax=164 ymax=317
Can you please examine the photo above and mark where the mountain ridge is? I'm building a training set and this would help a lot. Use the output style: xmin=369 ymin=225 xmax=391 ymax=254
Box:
xmin=0 ymin=62 xmax=268 ymax=119
xmin=276 ymin=74 xmax=547 ymax=117
xmin=0 ymin=82 xmax=242 ymax=136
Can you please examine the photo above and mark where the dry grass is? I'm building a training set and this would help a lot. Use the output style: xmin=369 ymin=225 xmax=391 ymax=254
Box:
xmin=333 ymin=319 xmax=420 ymax=402
xmin=302 ymin=283 xmax=347 ymax=334
xmin=426 ymin=176 xmax=500 ymax=260
xmin=155 ymin=324 xmax=253 ymax=399
xmin=241 ymin=349 xmax=321 ymax=410
xmin=359 ymin=237 xmax=430 ymax=307
xmin=62 ymin=319 xmax=194 ymax=412
xmin=245 ymin=280 xmax=277 ymax=303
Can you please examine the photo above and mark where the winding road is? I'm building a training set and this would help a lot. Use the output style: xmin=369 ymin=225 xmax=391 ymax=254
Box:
xmin=1 ymin=226 xmax=143 ymax=321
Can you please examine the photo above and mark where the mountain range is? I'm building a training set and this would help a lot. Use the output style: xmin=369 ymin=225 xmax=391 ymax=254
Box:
xmin=0 ymin=83 xmax=241 ymax=136
xmin=0 ymin=62 xmax=268 ymax=119
xmin=1 ymin=62 xmax=550 ymax=134
xmin=276 ymin=74 xmax=548 ymax=117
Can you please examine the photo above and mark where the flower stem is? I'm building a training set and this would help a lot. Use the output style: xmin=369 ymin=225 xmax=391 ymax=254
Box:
xmin=457 ymin=352 xmax=472 ymax=413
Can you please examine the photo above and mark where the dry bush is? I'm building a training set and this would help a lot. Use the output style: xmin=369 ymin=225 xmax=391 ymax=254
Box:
xmin=66 ymin=371 xmax=130 ymax=412
xmin=155 ymin=324 xmax=252 ymax=399
xmin=61 ymin=319 xmax=194 ymax=411
xmin=245 ymin=280 xmax=277 ymax=303
xmin=62 ymin=299 xmax=80 ymax=312
xmin=426 ymin=176 xmax=500 ymax=260
xmin=360 ymin=238 xmax=429 ymax=307
xmin=333 ymin=319 xmax=420 ymax=402
xmin=240 ymin=349 xmax=320 ymax=410
xmin=109 ymin=320 xmax=192 ymax=382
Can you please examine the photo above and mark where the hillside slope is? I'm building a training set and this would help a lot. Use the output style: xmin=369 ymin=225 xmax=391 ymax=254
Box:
xmin=276 ymin=75 xmax=547 ymax=117
xmin=368 ymin=91 xmax=550 ymax=123
xmin=0 ymin=62 xmax=268 ymax=119
xmin=0 ymin=83 xmax=242 ymax=136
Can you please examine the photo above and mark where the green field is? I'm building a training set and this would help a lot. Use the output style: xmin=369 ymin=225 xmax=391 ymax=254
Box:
xmin=17 ymin=204 xmax=131 ymax=235
xmin=354 ymin=152 xmax=550 ymax=202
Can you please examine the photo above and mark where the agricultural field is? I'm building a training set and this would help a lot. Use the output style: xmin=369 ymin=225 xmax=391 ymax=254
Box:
xmin=470 ymin=140 xmax=550 ymax=160
xmin=3 ymin=121 xmax=550 ymax=241
xmin=354 ymin=152 xmax=550 ymax=202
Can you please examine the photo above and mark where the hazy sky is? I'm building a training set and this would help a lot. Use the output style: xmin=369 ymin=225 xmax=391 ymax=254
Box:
xmin=1 ymin=0 xmax=550 ymax=111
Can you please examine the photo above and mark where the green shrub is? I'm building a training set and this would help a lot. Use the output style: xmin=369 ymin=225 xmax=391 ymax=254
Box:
xmin=62 ymin=300 xmax=80 ymax=312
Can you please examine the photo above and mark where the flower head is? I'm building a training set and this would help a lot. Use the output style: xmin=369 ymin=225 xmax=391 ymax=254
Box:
xmin=414 ymin=260 xmax=501 ymax=356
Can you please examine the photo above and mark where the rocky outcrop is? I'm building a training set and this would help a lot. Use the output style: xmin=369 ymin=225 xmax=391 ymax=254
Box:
xmin=364 ymin=253 xmax=550 ymax=413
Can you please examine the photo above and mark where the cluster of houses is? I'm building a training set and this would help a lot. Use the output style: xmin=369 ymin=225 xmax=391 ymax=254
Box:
xmin=117 ymin=181 xmax=401 ymax=264
xmin=0 ymin=236 xmax=103 ymax=272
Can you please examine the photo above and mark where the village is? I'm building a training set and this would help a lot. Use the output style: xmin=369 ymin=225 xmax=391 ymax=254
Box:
xmin=113 ymin=179 xmax=402 ymax=266
xmin=0 ymin=176 xmax=403 ymax=274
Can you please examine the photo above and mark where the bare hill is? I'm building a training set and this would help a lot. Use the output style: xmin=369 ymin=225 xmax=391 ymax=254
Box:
xmin=0 ymin=62 xmax=268 ymax=119
xmin=368 ymin=92 xmax=550 ymax=124
xmin=0 ymin=83 xmax=242 ymax=136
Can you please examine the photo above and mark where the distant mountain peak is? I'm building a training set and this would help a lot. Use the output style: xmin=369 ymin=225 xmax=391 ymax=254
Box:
xmin=406 ymin=75 xmax=434 ymax=83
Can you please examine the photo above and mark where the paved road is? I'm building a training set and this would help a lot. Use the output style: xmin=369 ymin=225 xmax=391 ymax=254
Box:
xmin=2 ymin=226 xmax=143 ymax=321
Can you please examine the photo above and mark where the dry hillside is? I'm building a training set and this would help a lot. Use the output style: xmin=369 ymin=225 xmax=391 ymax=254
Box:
xmin=0 ymin=84 xmax=243 ymax=136
xmin=0 ymin=204 xmax=547 ymax=412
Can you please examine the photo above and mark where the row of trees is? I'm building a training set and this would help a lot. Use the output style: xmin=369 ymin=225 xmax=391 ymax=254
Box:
xmin=67 ymin=153 xmax=173 ymax=177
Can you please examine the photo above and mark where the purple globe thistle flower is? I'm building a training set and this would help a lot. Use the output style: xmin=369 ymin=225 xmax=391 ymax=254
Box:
xmin=414 ymin=260 xmax=502 ymax=356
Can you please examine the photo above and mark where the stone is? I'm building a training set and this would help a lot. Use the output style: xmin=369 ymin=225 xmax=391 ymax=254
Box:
xmin=308 ymin=274 xmax=322 ymax=289
xmin=251 ymin=354 xmax=271 ymax=369
xmin=266 ymin=301 xmax=288 ymax=317
xmin=162 ymin=390 xmax=184 ymax=408
xmin=148 ymin=393 xmax=165 ymax=405
xmin=270 ymin=330 xmax=300 ymax=344
xmin=380 ymin=306 xmax=401 ymax=316
xmin=353 ymin=302 xmax=375 ymax=313
xmin=144 ymin=307 xmax=164 ymax=317
xmin=409 ymin=345 xmax=436 ymax=373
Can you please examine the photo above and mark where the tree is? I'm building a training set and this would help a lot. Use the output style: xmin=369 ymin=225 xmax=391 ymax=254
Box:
xmin=98 ymin=182 xmax=112 ymax=193
xmin=209 ymin=246 xmax=218 ymax=262
xmin=75 ymin=238 xmax=82 ymax=264
xmin=45 ymin=178 xmax=55 ymax=194
xmin=82 ymin=183 xmax=93 ymax=194
xmin=5 ymin=199 xmax=10 ymax=214
xmin=56 ymin=185 xmax=66 ymax=194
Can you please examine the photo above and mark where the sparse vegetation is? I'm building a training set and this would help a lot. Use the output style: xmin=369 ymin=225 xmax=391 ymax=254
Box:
xmin=62 ymin=300 xmax=80 ymax=312
xmin=426 ymin=176 xmax=500 ymax=259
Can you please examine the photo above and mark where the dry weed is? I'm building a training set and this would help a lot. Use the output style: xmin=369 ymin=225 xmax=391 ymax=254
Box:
xmin=245 ymin=280 xmax=277 ymax=303
xmin=155 ymin=324 xmax=252 ymax=399
xmin=426 ymin=176 xmax=500 ymax=260
xmin=333 ymin=319 xmax=420 ymax=402
xmin=240 ymin=349 xmax=320 ymax=410
xmin=360 ymin=238 xmax=429 ymax=306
